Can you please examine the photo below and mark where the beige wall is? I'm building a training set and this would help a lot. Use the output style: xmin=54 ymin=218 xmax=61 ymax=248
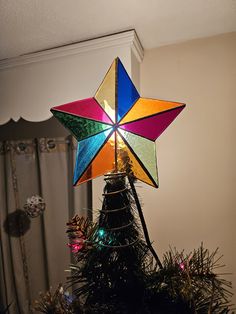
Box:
xmin=140 ymin=33 xmax=236 ymax=302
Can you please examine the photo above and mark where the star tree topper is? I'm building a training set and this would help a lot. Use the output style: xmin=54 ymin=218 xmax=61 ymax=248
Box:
xmin=51 ymin=58 xmax=185 ymax=188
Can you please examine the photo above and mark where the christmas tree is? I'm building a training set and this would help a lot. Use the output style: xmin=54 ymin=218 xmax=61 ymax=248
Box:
xmin=35 ymin=174 xmax=233 ymax=313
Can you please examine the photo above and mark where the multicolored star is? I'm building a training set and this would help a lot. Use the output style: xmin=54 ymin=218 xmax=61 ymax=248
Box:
xmin=51 ymin=58 xmax=185 ymax=187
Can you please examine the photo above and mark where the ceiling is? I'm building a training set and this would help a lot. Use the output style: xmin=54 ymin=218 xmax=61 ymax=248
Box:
xmin=0 ymin=0 xmax=236 ymax=60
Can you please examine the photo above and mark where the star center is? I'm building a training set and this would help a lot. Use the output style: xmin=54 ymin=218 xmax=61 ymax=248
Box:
xmin=113 ymin=124 xmax=119 ymax=131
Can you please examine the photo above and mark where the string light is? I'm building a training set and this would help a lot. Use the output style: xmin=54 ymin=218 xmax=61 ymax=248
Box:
xmin=97 ymin=228 xmax=106 ymax=238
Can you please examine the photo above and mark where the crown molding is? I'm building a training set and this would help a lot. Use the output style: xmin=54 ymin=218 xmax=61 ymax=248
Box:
xmin=0 ymin=30 xmax=144 ymax=70
xmin=130 ymin=30 xmax=144 ymax=63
